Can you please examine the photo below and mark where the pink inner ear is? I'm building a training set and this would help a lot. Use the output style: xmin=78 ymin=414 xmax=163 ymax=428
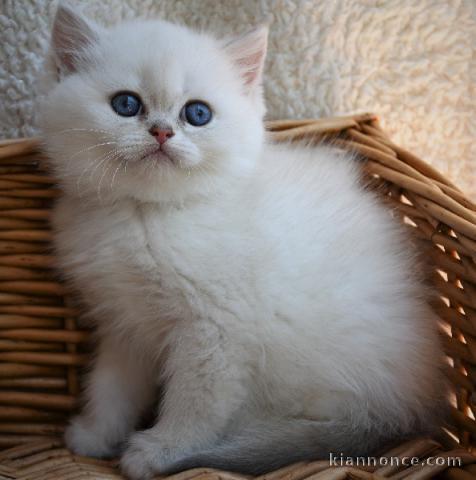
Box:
xmin=238 ymin=50 xmax=265 ymax=87
xmin=52 ymin=5 xmax=99 ymax=74
xmin=226 ymin=26 xmax=268 ymax=92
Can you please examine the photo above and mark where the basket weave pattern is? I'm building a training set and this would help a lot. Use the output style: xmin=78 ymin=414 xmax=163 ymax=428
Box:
xmin=0 ymin=114 xmax=474 ymax=479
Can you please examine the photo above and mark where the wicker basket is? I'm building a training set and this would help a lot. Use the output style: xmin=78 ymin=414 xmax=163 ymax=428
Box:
xmin=0 ymin=113 xmax=474 ymax=479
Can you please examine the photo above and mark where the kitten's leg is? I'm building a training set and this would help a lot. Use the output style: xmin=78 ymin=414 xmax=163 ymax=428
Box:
xmin=120 ymin=321 xmax=248 ymax=480
xmin=65 ymin=338 xmax=155 ymax=457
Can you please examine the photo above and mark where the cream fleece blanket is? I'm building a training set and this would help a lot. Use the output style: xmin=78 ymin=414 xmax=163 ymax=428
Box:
xmin=0 ymin=0 xmax=474 ymax=198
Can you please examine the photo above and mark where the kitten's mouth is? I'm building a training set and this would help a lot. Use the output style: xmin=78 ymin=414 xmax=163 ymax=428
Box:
xmin=140 ymin=146 xmax=174 ymax=164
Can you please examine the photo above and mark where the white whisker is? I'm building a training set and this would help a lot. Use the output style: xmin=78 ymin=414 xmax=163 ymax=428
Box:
xmin=51 ymin=127 xmax=112 ymax=136
xmin=110 ymin=160 xmax=125 ymax=190
xmin=97 ymin=159 xmax=116 ymax=203
xmin=67 ymin=142 xmax=118 ymax=164
xmin=76 ymin=148 xmax=121 ymax=195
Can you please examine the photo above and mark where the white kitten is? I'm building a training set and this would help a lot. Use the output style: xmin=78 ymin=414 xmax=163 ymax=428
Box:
xmin=41 ymin=5 xmax=446 ymax=479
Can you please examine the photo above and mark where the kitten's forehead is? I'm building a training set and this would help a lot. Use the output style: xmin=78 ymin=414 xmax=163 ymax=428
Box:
xmin=99 ymin=20 xmax=228 ymax=103
xmin=139 ymin=57 xmax=184 ymax=108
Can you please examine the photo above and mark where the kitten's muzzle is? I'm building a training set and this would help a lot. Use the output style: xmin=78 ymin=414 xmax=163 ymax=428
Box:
xmin=149 ymin=126 xmax=175 ymax=145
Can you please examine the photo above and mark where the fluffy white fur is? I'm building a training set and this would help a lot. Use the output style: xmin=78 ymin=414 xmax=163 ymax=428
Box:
xmin=41 ymin=5 xmax=445 ymax=479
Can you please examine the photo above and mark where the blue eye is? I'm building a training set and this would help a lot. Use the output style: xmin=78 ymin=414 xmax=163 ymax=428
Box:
xmin=183 ymin=101 xmax=212 ymax=126
xmin=111 ymin=92 xmax=142 ymax=117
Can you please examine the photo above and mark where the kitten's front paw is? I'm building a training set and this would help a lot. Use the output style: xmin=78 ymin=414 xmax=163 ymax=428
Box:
xmin=65 ymin=416 xmax=121 ymax=458
xmin=121 ymin=431 xmax=179 ymax=480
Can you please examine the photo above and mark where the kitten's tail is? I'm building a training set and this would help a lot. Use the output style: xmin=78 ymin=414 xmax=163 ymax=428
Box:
xmin=164 ymin=417 xmax=415 ymax=475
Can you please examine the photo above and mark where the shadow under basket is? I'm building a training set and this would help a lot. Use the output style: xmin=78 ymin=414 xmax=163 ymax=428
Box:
xmin=0 ymin=113 xmax=474 ymax=479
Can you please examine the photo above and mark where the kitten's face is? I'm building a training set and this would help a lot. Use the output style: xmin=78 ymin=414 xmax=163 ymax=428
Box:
xmin=42 ymin=8 xmax=267 ymax=203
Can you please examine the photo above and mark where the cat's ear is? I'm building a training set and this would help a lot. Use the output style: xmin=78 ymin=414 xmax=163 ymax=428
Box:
xmin=51 ymin=3 xmax=101 ymax=75
xmin=225 ymin=25 xmax=268 ymax=93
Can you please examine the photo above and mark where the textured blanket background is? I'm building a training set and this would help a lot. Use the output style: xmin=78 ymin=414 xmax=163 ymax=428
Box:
xmin=1 ymin=0 xmax=474 ymax=198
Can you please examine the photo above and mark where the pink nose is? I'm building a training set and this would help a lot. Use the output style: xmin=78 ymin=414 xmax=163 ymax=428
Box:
xmin=149 ymin=127 xmax=174 ymax=145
